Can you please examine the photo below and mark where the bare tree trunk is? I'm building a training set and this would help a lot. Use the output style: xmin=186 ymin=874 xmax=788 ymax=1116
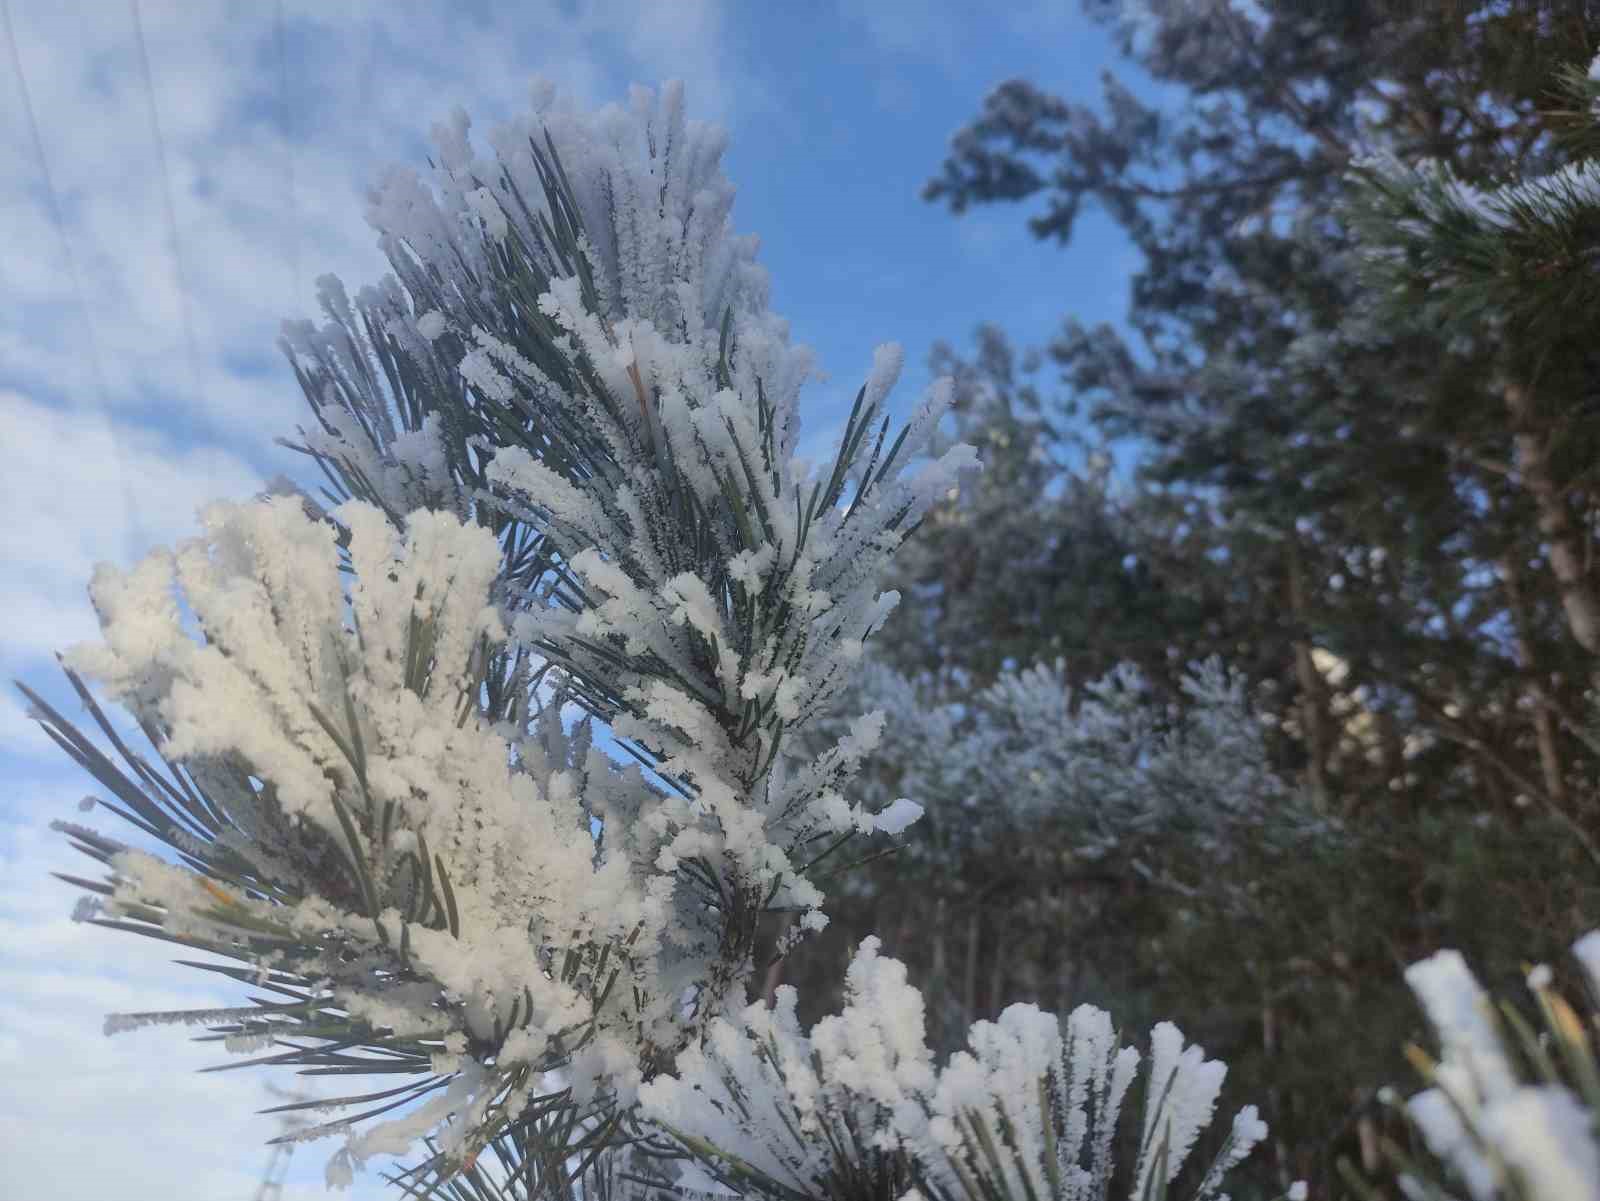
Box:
xmin=760 ymin=913 xmax=794 ymax=1006
xmin=962 ymin=909 xmax=980 ymax=1028
xmin=1500 ymin=552 xmax=1568 ymax=805
xmin=1342 ymin=706 xmax=1404 ymax=822
xmin=1357 ymin=1115 xmax=1381 ymax=1174
xmin=1055 ymin=938 xmax=1077 ymax=1014
xmin=1287 ymin=540 xmax=1333 ymax=812
xmin=929 ymin=895 xmax=949 ymax=1044
xmin=1375 ymin=708 xmax=1405 ymax=795
xmin=1507 ymin=382 xmax=1600 ymax=656
xmin=985 ymin=932 xmax=1006 ymax=1020
xmin=1261 ymin=987 xmax=1292 ymax=1190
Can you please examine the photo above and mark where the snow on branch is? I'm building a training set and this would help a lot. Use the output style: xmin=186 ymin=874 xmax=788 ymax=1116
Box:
xmin=639 ymin=937 xmax=1276 ymax=1201
xmin=1379 ymin=931 xmax=1600 ymax=1201
xmin=35 ymin=78 xmax=977 ymax=1189
xmin=275 ymin=76 xmax=979 ymax=934
xmin=1345 ymin=68 xmax=1600 ymax=343
xmin=60 ymin=497 xmax=675 ymax=1167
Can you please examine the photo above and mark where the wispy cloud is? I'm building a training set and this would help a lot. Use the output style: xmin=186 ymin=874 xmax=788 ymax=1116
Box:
xmin=1 ymin=0 xmax=760 ymax=444
xmin=0 ymin=388 xmax=261 ymax=755
xmin=0 ymin=800 xmax=394 ymax=1198
xmin=835 ymin=0 xmax=963 ymax=75
xmin=1 ymin=0 xmax=764 ymax=748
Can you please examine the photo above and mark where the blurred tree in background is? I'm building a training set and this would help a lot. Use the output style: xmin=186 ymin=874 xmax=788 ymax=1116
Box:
xmin=779 ymin=3 xmax=1600 ymax=1195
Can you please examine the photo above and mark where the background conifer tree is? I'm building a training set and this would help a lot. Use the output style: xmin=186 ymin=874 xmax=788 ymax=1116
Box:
xmin=770 ymin=1 xmax=1600 ymax=1193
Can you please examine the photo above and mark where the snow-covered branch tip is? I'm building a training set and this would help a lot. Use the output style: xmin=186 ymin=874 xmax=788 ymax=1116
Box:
xmin=638 ymin=936 xmax=1283 ymax=1201
xmin=1367 ymin=931 xmax=1600 ymax=1201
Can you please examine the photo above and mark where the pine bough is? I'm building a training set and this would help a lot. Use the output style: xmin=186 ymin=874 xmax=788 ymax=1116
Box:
xmin=1344 ymin=932 xmax=1600 ymax=1201
xmin=23 ymin=80 xmax=1285 ymax=1200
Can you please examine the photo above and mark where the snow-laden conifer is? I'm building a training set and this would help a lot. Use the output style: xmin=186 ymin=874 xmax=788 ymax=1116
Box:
xmin=637 ymin=936 xmax=932 ymax=1201
xmin=640 ymin=937 xmax=1276 ymax=1201
xmin=26 ymin=78 xmax=976 ymax=1187
xmin=822 ymin=655 xmax=1320 ymax=875
xmin=17 ymin=79 xmax=1282 ymax=1201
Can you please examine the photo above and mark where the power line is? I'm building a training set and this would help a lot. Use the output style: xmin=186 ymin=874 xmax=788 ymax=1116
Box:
xmin=130 ymin=0 xmax=204 ymax=406
xmin=355 ymin=0 xmax=377 ymax=131
xmin=2 ymin=0 xmax=111 ymax=409
xmin=276 ymin=0 xmax=301 ymax=308
xmin=252 ymin=1082 xmax=314 ymax=1201
xmin=2 ymin=0 xmax=146 ymax=563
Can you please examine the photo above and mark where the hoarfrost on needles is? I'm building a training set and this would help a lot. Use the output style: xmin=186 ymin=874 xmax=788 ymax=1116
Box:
xmin=642 ymin=937 xmax=1268 ymax=1201
xmin=36 ymin=71 xmax=1285 ymax=1201
xmin=1398 ymin=932 xmax=1600 ymax=1201
xmin=56 ymin=76 xmax=980 ymax=1182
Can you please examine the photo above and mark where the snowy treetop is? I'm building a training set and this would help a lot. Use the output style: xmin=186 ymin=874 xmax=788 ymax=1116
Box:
xmin=638 ymin=936 xmax=1272 ymax=1201
xmin=44 ymin=77 xmax=979 ymax=1186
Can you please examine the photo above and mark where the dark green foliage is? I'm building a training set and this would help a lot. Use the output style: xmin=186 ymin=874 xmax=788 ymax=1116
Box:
xmin=772 ymin=3 xmax=1600 ymax=1196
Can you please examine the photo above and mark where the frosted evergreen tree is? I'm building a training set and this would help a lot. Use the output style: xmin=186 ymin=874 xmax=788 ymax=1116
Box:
xmin=917 ymin=5 xmax=1600 ymax=1189
xmin=791 ymin=650 xmax=1327 ymax=1057
xmin=1323 ymin=49 xmax=1600 ymax=1201
xmin=877 ymin=655 xmax=1316 ymax=868
xmin=639 ymin=935 xmax=1274 ymax=1201
xmin=18 ymin=80 xmax=1280 ymax=1201
xmin=1346 ymin=55 xmax=1600 ymax=675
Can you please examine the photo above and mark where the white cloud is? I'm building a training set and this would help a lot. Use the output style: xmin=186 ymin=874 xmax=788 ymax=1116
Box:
xmin=836 ymin=0 xmax=962 ymax=73
xmin=0 ymin=0 xmax=761 ymax=448
xmin=953 ymin=206 xmax=1024 ymax=260
xmin=1001 ymin=0 xmax=1091 ymax=40
xmin=0 ymin=388 xmax=262 ymax=756
xmin=0 ymin=801 xmax=393 ymax=1198
xmin=0 ymin=0 xmax=761 ymax=750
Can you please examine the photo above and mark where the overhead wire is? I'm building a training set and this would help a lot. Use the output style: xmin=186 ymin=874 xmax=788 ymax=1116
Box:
xmin=276 ymin=0 xmax=301 ymax=309
xmin=130 ymin=0 xmax=205 ymax=408
xmin=2 ymin=0 xmax=112 ymax=410
xmin=2 ymin=0 xmax=146 ymax=564
xmin=355 ymin=0 xmax=377 ymax=153
xmin=3 ymin=0 xmax=152 ymax=556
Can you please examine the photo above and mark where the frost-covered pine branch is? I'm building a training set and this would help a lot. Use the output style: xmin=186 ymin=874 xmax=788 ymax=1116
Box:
xmin=1345 ymin=55 xmax=1600 ymax=355
xmin=22 ymin=78 xmax=976 ymax=1191
xmin=22 ymin=76 xmax=1292 ymax=1201
xmin=637 ymin=936 xmax=1284 ymax=1201
xmin=1343 ymin=931 xmax=1600 ymax=1201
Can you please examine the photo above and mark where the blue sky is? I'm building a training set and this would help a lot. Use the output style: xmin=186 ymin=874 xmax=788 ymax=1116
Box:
xmin=0 ymin=2 xmax=1135 ymax=1196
